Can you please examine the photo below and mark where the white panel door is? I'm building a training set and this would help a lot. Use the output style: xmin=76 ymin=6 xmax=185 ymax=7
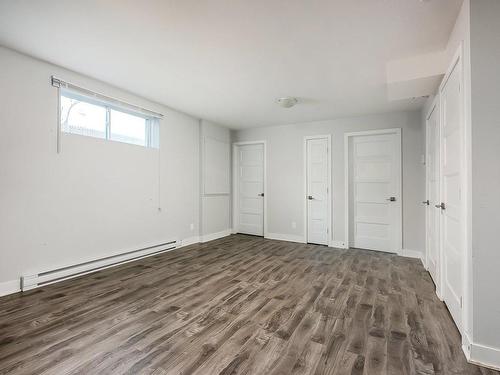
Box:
xmin=426 ymin=105 xmax=441 ymax=290
xmin=237 ymin=144 xmax=264 ymax=236
xmin=306 ymin=137 xmax=330 ymax=245
xmin=440 ymin=59 xmax=463 ymax=329
xmin=352 ymin=132 xmax=401 ymax=252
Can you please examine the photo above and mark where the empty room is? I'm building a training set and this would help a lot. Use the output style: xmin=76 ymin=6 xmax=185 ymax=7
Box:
xmin=1 ymin=0 xmax=500 ymax=374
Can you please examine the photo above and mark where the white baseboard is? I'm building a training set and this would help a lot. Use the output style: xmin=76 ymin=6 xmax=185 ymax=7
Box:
xmin=329 ymin=240 xmax=347 ymax=249
xmin=265 ymin=233 xmax=306 ymax=244
xmin=462 ymin=332 xmax=472 ymax=361
xmin=398 ymin=248 xmax=423 ymax=259
xmin=465 ymin=339 xmax=500 ymax=371
xmin=177 ymin=236 xmax=200 ymax=248
xmin=398 ymin=248 xmax=425 ymax=266
xmin=0 ymin=279 xmax=21 ymax=297
xmin=200 ymin=229 xmax=232 ymax=243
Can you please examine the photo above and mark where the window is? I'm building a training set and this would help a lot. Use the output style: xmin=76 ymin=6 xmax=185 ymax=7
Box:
xmin=60 ymin=89 xmax=159 ymax=148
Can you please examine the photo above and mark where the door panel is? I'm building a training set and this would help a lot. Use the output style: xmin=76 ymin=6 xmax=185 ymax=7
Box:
xmin=440 ymin=58 xmax=463 ymax=330
xmin=237 ymin=144 xmax=264 ymax=236
xmin=426 ymin=104 xmax=441 ymax=289
xmin=351 ymin=132 xmax=401 ymax=253
xmin=306 ymin=138 xmax=330 ymax=245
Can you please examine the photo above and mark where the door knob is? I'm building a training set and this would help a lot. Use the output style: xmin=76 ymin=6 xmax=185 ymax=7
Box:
xmin=307 ymin=195 xmax=314 ymax=200
xmin=422 ymin=200 xmax=430 ymax=205
xmin=435 ymin=202 xmax=446 ymax=210
xmin=258 ymin=193 xmax=264 ymax=197
xmin=386 ymin=197 xmax=396 ymax=202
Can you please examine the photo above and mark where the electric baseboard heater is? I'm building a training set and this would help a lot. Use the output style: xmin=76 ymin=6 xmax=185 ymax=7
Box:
xmin=21 ymin=240 xmax=178 ymax=291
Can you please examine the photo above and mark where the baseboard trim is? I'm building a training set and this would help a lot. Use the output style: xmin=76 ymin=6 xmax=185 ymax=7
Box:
xmin=265 ymin=233 xmax=306 ymax=244
xmin=398 ymin=248 xmax=425 ymax=266
xmin=329 ymin=240 xmax=348 ymax=249
xmin=462 ymin=332 xmax=472 ymax=361
xmin=200 ymin=229 xmax=232 ymax=243
xmin=177 ymin=236 xmax=200 ymax=248
xmin=0 ymin=279 xmax=21 ymax=297
xmin=398 ymin=248 xmax=422 ymax=259
xmin=465 ymin=340 xmax=500 ymax=371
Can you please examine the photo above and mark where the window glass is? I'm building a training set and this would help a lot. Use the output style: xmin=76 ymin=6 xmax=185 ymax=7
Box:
xmin=59 ymin=90 xmax=159 ymax=148
xmin=61 ymin=95 xmax=107 ymax=139
xmin=110 ymin=109 xmax=147 ymax=146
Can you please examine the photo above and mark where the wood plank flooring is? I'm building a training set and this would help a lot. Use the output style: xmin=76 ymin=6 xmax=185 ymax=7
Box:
xmin=0 ymin=234 xmax=497 ymax=375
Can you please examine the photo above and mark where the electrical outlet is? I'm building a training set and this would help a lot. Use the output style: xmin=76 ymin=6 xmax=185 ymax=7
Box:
xmin=291 ymin=222 xmax=297 ymax=229
xmin=190 ymin=223 xmax=194 ymax=231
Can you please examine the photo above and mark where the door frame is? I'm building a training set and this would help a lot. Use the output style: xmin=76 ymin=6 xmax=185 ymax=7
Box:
xmin=232 ymin=141 xmax=267 ymax=237
xmin=344 ymin=128 xmax=402 ymax=253
xmin=303 ymin=135 xmax=332 ymax=245
xmin=425 ymin=97 xmax=442 ymax=298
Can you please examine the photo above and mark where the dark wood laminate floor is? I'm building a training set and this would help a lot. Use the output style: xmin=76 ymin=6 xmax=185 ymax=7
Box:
xmin=0 ymin=235 xmax=497 ymax=375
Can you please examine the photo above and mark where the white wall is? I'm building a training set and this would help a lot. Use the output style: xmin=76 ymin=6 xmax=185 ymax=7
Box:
xmin=0 ymin=46 xmax=230 ymax=294
xmin=469 ymin=0 xmax=500 ymax=356
xmin=234 ymin=110 xmax=425 ymax=253
xmin=200 ymin=120 xmax=232 ymax=239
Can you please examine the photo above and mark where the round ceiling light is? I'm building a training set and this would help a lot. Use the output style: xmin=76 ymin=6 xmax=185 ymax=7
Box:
xmin=276 ymin=97 xmax=298 ymax=108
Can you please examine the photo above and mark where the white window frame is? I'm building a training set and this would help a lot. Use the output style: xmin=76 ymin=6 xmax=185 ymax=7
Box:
xmin=52 ymin=76 xmax=162 ymax=152
xmin=60 ymin=89 xmax=159 ymax=148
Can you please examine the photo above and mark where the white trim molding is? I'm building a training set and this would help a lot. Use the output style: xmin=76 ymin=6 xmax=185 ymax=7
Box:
xmin=329 ymin=240 xmax=348 ymax=249
xmin=200 ymin=229 xmax=232 ymax=243
xmin=265 ymin=233 xmax=306 ymax=244
xmin=398 ymin=248 xmax=426 ymax=267
xmin=462 ymin=334 xmax=500 ymax=372
xmin=398 ymin=248 xmax=424 ymax=259
xmin=0 ymin=279 xmax=21 ymax=297
xmin=177 ymin=236 xmax=201 ymax=248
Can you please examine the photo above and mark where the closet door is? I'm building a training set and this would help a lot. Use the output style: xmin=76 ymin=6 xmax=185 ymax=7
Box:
xmin=426 ymin=103 xmax=441 ymax=294
xmin=236 ymin=144 xmax=265 ymax=236
xmin=350 ymin=131 xmax=401 ymax=253
xmin=305 ymin=137 xmax=330 ymax=246
xmin=439 ymin=56 xmax=464 ymax=331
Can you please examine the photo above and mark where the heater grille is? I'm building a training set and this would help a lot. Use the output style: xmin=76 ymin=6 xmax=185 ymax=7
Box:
xmin=21 ymin=240 xmax=177 ymax=291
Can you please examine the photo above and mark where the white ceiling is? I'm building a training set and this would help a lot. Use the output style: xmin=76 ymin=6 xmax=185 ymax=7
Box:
xmin=0 ymin=0 xmax=462 ymax=129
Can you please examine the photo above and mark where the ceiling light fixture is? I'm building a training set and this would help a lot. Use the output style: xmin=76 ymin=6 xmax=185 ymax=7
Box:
xmin=276 ymin=97 xmax=298 ymax=108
